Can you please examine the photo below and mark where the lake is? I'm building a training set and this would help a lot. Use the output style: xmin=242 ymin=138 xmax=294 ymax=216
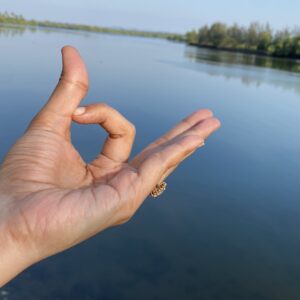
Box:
xmin=1 ymin=26 xmax=300 ymax=300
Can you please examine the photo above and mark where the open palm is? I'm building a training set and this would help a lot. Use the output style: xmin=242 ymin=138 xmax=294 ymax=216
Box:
xmin=0 ymin=46 xmax=220 ymax=271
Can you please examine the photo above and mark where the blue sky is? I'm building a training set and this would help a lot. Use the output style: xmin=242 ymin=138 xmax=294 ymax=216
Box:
xmin=1 ymin=0 xmax=299 ymax=33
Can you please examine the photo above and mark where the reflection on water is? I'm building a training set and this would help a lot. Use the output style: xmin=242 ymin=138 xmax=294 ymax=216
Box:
xmin=185 ymin=46 xmax=300 ymax=73
xmin=0 ymin=25 xmax=27 ymax=37
xmin=0 ymin=26 xmax=300 ymax=300
xmin=182 ymin=46 xmax=300 ymax=96
xmin=0 ymin=24 xmax=92 ymax=38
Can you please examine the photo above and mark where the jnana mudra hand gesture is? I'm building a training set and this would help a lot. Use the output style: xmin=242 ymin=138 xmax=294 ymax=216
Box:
xmin=0 ymin=46 xmax=220 ymax=286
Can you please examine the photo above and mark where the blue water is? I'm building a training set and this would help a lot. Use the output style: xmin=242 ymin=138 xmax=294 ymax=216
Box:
xmin=1 ymin=26 xmax=300 ymax=300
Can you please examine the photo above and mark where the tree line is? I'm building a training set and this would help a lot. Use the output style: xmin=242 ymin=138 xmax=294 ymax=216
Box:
xmin=1 ymin=12 xmax=300 ymax=59
xmin=0 ymin=12 xmax=179 ymax=40
xmin=186 ymin=22 xmax=300 ymax=58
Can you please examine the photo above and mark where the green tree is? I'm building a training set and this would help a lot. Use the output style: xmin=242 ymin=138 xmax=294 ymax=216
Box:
xmin=294 ymin=36 xmax=300 ymax=56
xmin=186 ymin=30 xmax=198 ymax=44
xmin=209 ymin=22 xmax=227 ymax=47
xmin=227 ymin=23 xmax=245 ymax=48
xmin=257 ymin=24 xmax=273 ymax=52
xmin=198 ymin=25 xmax=210 ymax=45
xmin=245 ymin=22 xmax=260 ymax=50
xmin=273 ymin=29 xmax=292 ymax=56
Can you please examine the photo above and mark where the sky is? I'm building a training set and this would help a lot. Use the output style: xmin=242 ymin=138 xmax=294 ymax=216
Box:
xmin=1 ymin=0 xmax=300 ymax=33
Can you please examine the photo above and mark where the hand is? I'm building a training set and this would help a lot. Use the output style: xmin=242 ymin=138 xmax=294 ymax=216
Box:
xmin=0 ymin=46 xmax=220 ymax=286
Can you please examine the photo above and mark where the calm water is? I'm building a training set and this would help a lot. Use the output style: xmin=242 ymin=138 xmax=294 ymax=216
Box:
xmin=1 ymin=26 xmax=300 ymax=300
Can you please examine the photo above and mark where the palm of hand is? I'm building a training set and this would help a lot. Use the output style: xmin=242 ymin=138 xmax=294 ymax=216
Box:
xmin=1 ymin=124 xmax=136 ymax=258
xmin=0 ymin=46 xmax=220 ymax=263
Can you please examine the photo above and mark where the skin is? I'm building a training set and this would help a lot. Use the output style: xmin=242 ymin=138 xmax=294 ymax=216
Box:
xmin=0 ymin=46 xmax=220 ymax=287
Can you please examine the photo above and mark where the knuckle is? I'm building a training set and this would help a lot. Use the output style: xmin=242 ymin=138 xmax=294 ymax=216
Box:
xmin=60 ymin=76 xmax=89 ymax=93
xmin=152 ymin=151 xmax=167 ymax=168
xmin=117 ymin=120 xmax=136 ymax=138
xmin=127 ymin=122 xmax=136 ymax=136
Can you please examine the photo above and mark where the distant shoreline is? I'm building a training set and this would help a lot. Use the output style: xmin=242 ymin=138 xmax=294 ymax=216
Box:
xmin=185 ymin=23 xmax=300 ymax=60
xmin=187 ymin=43 xmax=300 ymax=62
xmin=0 ymin=12 xmax=184 ymax=41
xmin=1 ymin=12 xmax=300 ymax=62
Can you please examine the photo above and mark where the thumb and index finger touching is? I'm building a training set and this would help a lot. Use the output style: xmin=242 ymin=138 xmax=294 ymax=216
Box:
xmin=28 ymin=46 xmax=220 ymax=192
xmin=28 ymin=46 xmax=137 ymax=164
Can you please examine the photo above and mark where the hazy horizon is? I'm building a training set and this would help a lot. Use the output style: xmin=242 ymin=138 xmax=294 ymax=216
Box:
xmin=1 ymin=0 xmax=300 ymax=33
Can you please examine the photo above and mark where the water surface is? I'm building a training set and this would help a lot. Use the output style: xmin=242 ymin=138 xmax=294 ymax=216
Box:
xmin=1 ymin=27 xmax=300 ymax=300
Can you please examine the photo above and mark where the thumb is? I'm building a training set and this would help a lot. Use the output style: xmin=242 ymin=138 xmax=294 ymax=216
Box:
xmin=30 ymin=46 xmax=89 ymax=135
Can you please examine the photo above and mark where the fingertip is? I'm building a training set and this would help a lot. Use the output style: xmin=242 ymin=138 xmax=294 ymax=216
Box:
xmin=210 ymin=117 xmax=221 ymax=130
xmin=182 ymin=108 xmax=214 ymax=125
xmin=59 ymin=45 xmax=89 ymax=92
xmin=61 ymin=46 xmax=87 ymax=72
xmin=196 ymin=108 xmax=214 ymax=118
xmin=61 ymin=45 xmax=78 ymax=55
xmin=201 ymin=117 xmax=221 ymax=130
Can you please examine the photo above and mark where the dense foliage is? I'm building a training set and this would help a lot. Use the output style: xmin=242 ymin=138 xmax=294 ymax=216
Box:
xmin=186 ymin=22 xmax=300 ymax=58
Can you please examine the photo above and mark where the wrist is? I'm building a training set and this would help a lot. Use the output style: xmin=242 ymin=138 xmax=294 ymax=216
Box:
xmin=0 ymin=225 xmax=35 ymax=287
xmin=0 ymin=198 xmax=36 ymax=287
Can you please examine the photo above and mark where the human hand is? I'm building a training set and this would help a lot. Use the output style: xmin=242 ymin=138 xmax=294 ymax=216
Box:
xmin=0 ymin=46 xmax=220 ymax=286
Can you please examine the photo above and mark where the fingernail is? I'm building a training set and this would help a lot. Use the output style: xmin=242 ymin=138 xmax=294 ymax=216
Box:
xmin=73 ymin=107 xmax=86 ymax=116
